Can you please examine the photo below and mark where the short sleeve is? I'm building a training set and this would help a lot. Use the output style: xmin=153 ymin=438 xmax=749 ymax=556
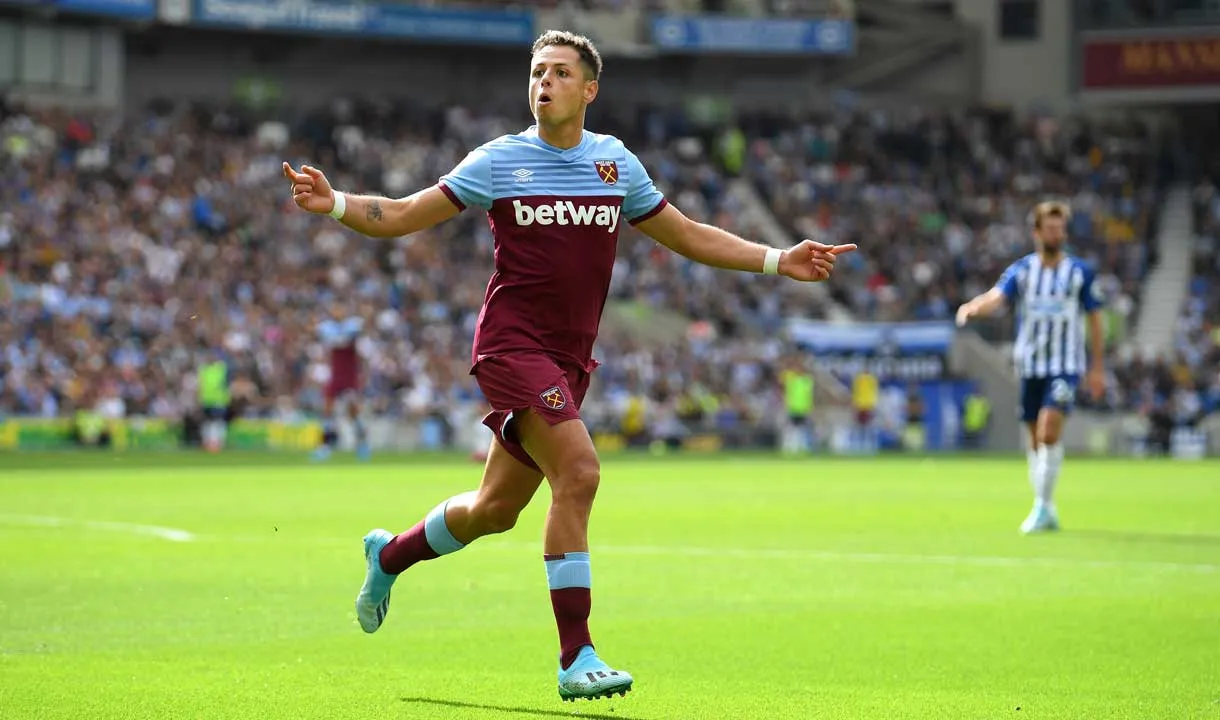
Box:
xmin=622 ymin=149 xmax=667 ymax=224
xmin=1080 ymin=267 xmax=1105 ymax=312
xmin=317 ymin=320 xmax=336 ymax=345
xmin=439 ymin=148 xmax=493 ymax=211
xmin=996 ymin=261 xmax=1022 ymax=303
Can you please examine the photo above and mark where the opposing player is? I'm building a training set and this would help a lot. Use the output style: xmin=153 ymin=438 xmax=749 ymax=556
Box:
xmin=315 ymin=305 xmax=370 ymax=462
xmin=955 ymin=201 xmax=1105 ymax=534
xmin=283 ymin=30 xmax=855 ymax=701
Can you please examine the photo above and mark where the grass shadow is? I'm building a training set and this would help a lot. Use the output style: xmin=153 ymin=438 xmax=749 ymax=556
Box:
xmin=401 ymin=696 xmax=647 ymax=720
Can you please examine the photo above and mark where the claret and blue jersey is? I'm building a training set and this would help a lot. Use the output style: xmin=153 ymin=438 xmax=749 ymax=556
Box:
xmin=318 ymin=317 xmax=363 ymax=349
xmin=438 ymin=126 xmax=667 ymax=371
xmin=995 ymin=253 xmax=1105 ymax=422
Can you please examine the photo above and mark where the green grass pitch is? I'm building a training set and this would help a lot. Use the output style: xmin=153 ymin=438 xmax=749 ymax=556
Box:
xmin=1 ymin=453 xmax=1218 ymax=719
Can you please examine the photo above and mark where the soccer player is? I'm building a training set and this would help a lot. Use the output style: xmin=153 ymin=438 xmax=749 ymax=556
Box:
xmin=283 ymin=30 xmax=855 ymax=701
xmin=955 ymin=201 xmax=1106 ymax=534
xmin=314 ymin=304 xmax=369 ymax=462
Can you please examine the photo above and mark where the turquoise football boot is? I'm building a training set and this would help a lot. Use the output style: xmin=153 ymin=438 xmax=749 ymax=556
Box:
xmin=1020 ymin=504 xmax=1060 ymax=534
xmin=557 ymin=646 xmax=633 ymax=702
xmin=355 ymin=529 xmax=396 ymax=633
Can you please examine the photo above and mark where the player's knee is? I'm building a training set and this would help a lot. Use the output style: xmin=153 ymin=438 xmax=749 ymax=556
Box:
xmin=1037 ymin=423 xmax=1062 ymax=446
xmin=552 ymin=458 xmax=600 ymax=509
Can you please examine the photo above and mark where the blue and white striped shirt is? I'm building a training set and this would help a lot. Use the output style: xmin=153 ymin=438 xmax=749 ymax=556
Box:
xmin=997 ymin=254 xmax=1105 ymax=378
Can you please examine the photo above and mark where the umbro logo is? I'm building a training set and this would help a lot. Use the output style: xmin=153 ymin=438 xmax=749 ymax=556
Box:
xmin=512 ymin=168 xmax=533 ymax=183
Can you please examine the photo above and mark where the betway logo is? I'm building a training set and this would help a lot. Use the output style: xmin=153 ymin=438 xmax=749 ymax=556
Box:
xmin=513 ymin=200 xmax=620 ymax=233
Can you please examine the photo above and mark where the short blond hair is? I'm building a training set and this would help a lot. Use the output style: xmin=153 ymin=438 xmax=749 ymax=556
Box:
xmin=1031 ymin=200 xmax=1072 ymax=230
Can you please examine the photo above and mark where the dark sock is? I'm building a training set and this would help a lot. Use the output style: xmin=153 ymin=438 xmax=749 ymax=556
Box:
xmin=545 ymin=552 xmax=593 ymax=670
xmin=377 ymin=500 xmax=466 ymax=575
xmin=551 ymin=588 xmax=593 ymax=669
xmin=378 ymin=521 xmax=438 ymax=574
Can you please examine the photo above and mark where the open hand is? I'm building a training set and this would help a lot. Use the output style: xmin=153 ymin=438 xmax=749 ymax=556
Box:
xmin=283 ymin=162 xmax=336 ymax=215
xmin=779 ymin=240 xmax=858 ymax=282
xmin=955 ymin=303 xmax=976 ymax=328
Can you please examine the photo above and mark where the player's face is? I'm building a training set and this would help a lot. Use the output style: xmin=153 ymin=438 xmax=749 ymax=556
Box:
xmin=529 ymin=45 xmax=597 ymax=125
xmin=1036 ymin=216 xmax=1067 ymax=254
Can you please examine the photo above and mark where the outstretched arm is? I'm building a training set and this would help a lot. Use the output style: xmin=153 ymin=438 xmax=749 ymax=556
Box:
xmin=283 ymin=163 xmax=460 ymax=239
xmin=955 ymin=287 xmax=1008 ymax=327
xmin=333 ymin=185 xmax=460 ymax=239
xmin=634 ymin=204 xmax=856 ymax=281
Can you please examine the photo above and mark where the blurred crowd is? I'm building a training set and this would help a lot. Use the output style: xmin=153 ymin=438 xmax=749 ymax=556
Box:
xmin=0 ymin=98 xmax=795 ymax=436
xmin=0 ymin=95 xmax=1213 ymax=443
xmin=743 ymin=106 xmax=1159 ymax=331
xmin=1103 ymin=177 xmax=1220 ymax=439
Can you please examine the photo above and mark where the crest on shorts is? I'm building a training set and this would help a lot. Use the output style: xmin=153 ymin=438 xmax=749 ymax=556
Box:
xmin=1050 ymin=379 xmax=1074 ymax=406
xmin=540 ymin=386 xmax=568 ymax=410
xmin=594 ymin=160 xmax=618 ymax=186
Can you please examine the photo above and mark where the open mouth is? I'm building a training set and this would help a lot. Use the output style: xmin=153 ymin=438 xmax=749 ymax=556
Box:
xmin=537 ymin=94 xmax=552 ymax=106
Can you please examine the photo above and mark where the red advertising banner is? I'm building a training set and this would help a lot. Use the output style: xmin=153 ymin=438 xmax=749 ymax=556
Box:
xmin=1082 ymin=36 xmax=1220 ymax=89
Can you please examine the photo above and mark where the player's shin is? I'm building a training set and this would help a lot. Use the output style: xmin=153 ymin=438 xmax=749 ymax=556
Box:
xmin=378 ymin=496 xmax=468 ymax=574
xmin=545 ymin=551 xmax=594 ymax=670
xmin=1038 ymin=443 xmax=1065 ymax=507
xmin=1027 ymin=448 xmax=1039 ymax=497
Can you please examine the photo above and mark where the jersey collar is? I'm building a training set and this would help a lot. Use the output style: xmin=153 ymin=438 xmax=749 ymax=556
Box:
xmin=521 ymin=126 xmax=590 ymax=159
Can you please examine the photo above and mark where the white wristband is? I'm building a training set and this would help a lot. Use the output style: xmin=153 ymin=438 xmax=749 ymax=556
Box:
xmin=762 ymin=247 xmax=782 ymax=275
xmin=328 ymin=191 xmax=346 ymax=220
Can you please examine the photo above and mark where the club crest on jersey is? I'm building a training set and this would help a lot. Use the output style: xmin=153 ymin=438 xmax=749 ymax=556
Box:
xmin=594 ymin=160 xmax=618 ymax=185
xmin=539 ymin=386 xmax=567 ymax=411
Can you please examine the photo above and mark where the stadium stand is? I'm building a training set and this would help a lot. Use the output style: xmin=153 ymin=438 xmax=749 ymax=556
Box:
xmin=0 ymin=99 xmax=801 ymax=445
xmin=1096 ymin=162 xmax=1220 ymax=451
xmin=743 ymin=107 xmax=1162 ymax=331
xmin=1 ymin=93 xmax=1195 ymax=448
xmin=1186 ymin=174 xmax=1220 ymax=387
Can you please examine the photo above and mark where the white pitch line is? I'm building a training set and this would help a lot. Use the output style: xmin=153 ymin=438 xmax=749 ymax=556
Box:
xmin=475 ymin=541 xmax=1220 ymax=575
xmin=0 ymin=514 xmax=196 ymax=543
xmin=39 ymin=523 xmax=1212 ymax=574
xmin=214 ymin=535 xmax=1220 ymax=574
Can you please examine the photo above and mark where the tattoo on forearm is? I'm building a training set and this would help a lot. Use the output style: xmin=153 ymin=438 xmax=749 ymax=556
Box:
xmin=366 ymin=199 xmax=384 ymax=222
